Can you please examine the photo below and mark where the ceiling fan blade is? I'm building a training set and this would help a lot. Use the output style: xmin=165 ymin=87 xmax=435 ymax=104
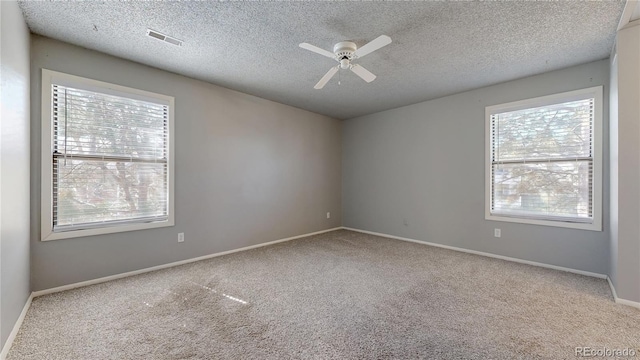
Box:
xmin=351 ymin=64 xmax=376 ymax=83
xmin=314 ymin=66 xmax=339 ymax=89
xmin=299 ymin=43 xmax=335 ymax=59
xmin=354 ymin=35 xmax=392 ymax=58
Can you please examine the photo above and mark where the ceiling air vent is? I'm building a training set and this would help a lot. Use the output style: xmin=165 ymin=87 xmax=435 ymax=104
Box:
xmin=146 ymin=29 xmax=183 ymax=46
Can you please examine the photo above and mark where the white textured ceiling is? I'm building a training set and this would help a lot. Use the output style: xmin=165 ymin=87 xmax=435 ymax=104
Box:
xmin=19 ymin=1 xmax=624 ymax=120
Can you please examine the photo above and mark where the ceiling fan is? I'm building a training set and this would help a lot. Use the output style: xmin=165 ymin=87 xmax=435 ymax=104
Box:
xmin=299 ymin=35 xmax=392 ymax=89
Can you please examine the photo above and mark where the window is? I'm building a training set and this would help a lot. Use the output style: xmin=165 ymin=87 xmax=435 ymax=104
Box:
xmin=485 ymin=87 xmax=602 ymax=231
xmin=41 ymin=69 xmax=174 ymax=241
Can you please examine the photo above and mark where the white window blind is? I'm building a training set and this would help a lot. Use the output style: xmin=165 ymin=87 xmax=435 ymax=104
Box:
xmin=51 ymin=84 xmax=169 ymax=232
xmin=489 ymin=96 xmax=597 ymax=224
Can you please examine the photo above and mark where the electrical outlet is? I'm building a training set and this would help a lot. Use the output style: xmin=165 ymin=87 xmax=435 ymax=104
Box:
xmin=178 ymin=232 xmax=185 ymax=243
xmin=494 ymin=229 xmax=501 ymax=238
xmin=327 ymin=212 xmax=331 ymax=219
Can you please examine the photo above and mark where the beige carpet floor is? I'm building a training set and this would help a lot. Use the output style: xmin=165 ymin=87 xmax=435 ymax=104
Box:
xmin=7 ymin=230 xmax=640 ymax=359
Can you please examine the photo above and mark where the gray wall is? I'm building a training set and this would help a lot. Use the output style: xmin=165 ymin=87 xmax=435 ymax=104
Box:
xmin=609 ymin=54 xmax=618 ymax=290
xmin=343 ymin=60 xmax=610 ymax=275
xmin=30 ymin=36 xmax=342 ymax=291
xmin=1 ymin=0 xmax=31 ymax=350
xmin=612 ymin=23 xmax=640 ymax=302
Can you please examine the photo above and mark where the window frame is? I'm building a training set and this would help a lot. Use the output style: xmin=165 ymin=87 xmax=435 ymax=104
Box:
xmin=484 ymin=86 xmax=603 ymax=231
xmin=41 ymin=69 xmax=175 ymax=241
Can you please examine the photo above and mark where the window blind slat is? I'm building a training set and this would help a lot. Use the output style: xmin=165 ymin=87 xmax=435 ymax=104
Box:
xmin=490 ymin=97 xmax=594 ymax=223
xmin=492 ymin=99 xmax=593 ymax=162
xmin=52 ymin=84 xmax=169 ymax=232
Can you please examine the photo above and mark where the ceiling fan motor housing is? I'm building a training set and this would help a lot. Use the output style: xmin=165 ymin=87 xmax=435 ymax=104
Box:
xmin=333 ymin=41 xmax=357 ymax=59
xmin=333 ymin=41 xmax=357 ymax=69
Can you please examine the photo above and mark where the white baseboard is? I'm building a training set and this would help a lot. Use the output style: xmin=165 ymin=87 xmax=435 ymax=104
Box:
xmin=342 ymin=227 xmax=608 ymax=279
xmin=607 ymin=276 xmax=640 ymax=309
xmin=0 ymin=293 xmax=33 ymax=360
xmin=615 ymin=297 xmax=640 ymax=309
xmin=33 ymin=227 xmax=342 ymax=298
xmin=607 ymin=276 xmax=619 ymax=300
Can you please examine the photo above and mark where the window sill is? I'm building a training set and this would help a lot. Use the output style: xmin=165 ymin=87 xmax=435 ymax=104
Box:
xmin=41 ymin=219 xmax=175 ymax=241
xmin=485 ymin=214 xmax=601 ymax=231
